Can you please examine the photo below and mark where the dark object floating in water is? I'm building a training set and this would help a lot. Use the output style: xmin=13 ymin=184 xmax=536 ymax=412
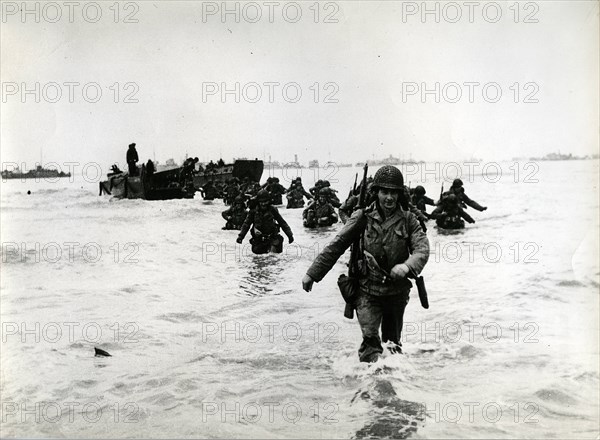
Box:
xmin=94 ymin=347 xmax=112 ymax=357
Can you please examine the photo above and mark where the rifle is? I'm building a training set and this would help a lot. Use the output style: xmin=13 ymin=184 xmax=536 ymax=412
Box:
xmin=343 ymin=164 xmax=368 ymax=319
xmin=353 ymin=173 xmax=358 ymax=193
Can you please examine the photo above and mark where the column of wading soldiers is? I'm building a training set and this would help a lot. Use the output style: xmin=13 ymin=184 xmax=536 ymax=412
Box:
xmin=125 ymin=144 xmax=485 ymax=363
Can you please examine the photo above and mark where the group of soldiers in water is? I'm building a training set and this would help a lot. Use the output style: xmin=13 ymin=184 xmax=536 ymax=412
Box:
xmin=339 ymin=177 xmax=488 ymax=231
xmin=220 ymin=177 xmax=345 ymax=233
xmin=219 ymin=172 xmax=487 ymax=254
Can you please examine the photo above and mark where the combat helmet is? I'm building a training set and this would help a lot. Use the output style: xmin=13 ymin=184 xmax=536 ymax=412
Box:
xmin=452 ymin=178 xmax=463 ymax=187
xmin=445 ymin=193 xmax=458 ymax=205
xmin=414 ymin=185 xmax=426 ymax=196
xmin=256 ymin=189 xmax=271 ymax=202
xmin=372 ymin=165 xmax=404 ymax=190
xmin=318 ymin=187 xmax=331 ymax=199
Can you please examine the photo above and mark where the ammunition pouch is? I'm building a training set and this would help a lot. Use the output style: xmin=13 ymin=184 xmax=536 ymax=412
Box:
xmin=337 ymin=274 xmax=360 ymax=319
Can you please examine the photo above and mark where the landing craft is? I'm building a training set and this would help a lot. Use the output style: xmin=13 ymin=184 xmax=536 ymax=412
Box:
xmin=98 ymin=159 xmax=264 ymax=200
xmin=99 ymin=164 xmax=195 ymax=200
xmin=193 ymin=159 xmax=263 ymax=189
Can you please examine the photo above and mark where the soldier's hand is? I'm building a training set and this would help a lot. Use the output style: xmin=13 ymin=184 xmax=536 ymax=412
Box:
xmin=288 ymin=236 xmax=294 ymax=244
xmin=302 ymin=274 xmax=314 ymax=292
xmin=236 ymin=237 xmax=243 ymax=244
xmin=390 ymin=264 xmax=410 ymax=280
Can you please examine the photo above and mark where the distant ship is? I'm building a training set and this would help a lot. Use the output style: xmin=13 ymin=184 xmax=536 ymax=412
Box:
xmin=355 ymin=155 xmax=424 ymax=167
xmin=1 ymin=165 xmax=71 ymax=179
xmin=528 ymin=152 xmax=590 ymax=161
xmin=308 ymin=160 xmax=319 ymax=168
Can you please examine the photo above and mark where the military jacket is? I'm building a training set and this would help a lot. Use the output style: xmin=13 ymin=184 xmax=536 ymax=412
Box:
xmin=304 ymin=201 xmax=336 ymax=219
xmin=239 ymin=206 xmax=293 ymax=240
xmin=412 ymin=195 xmax=435 ymax=212
xmin=307 ymin=202 xmax=429 ymax=296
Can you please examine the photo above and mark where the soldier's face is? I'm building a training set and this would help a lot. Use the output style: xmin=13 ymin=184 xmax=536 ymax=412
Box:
xmin=377 ymin=188 xmax=399 ymax=210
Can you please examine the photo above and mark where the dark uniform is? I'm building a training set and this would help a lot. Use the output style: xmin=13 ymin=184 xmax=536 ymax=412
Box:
xmin=321 ymin=184 xmax=341 ymax=208
xmin=455 ymin=186 xmax=487 ymax=211
xmin=126 ymin=143 xmax=139 ymax=176
xmin=431 ymin=178 xmax=487 ymax=217
xmin=303 ymin=166 xmax=429 ymax=362
xmin=146 ymin=159 xmax=155 ymax=176
xmin=309 ymin=180 xmax=325 ymax=196
xmin=286 ymin=183 xmax=311 ymax=209
xmin=238 ymin=190 xmax=294 ymax=254
xmin=303 ymin=196 xmax=338 ymax=228
xmin=411 ymin=185 xmax=436 ymax=218
xmin=339 ymin=193 xmax=359 ymax=224
xmin=430 ymin=179 xmax=485 ymax=229
xmin=201 ymin=181 xmax=219 ymax=200
xmin=224 ymin=179 xmax=241 ymax=205
xmin=266 ymin=178 xmax=286 ymax=205
xmin=435 ymin=193 xmax=474 ymax=229
xmin=222 ymin=196 xmax=248 ymax=230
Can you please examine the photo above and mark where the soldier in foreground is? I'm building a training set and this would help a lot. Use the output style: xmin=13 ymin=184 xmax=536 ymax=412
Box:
xmin=237 ymin=190 xmax=294 ymax=254
xmin=302 ymin=166 xmax=429 ymax=363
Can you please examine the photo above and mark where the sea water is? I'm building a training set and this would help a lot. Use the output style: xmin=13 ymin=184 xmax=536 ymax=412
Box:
xmin=1 ymin=160 xmax=598 ymax=438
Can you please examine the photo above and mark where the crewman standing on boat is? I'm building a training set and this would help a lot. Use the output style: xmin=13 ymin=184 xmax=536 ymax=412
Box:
xmin=126 ymin=143 xmax=139 ymax=176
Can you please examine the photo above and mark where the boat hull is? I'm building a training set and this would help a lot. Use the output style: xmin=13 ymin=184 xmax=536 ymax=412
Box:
xmin=99 ymin=166 xmax=194 ymax=200
xmin=193 ymin=159 xmax=263 ymax=189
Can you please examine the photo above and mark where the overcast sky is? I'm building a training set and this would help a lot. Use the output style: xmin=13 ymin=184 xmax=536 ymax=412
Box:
xmin=1 ymin=1 xmax=598 ymax=167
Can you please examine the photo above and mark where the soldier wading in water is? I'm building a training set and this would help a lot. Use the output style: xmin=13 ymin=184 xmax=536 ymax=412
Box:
xmin=237 ymin=189 xmax=294 ymax=254
xmin=302 ymin=166 xmax=430 ymax=363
